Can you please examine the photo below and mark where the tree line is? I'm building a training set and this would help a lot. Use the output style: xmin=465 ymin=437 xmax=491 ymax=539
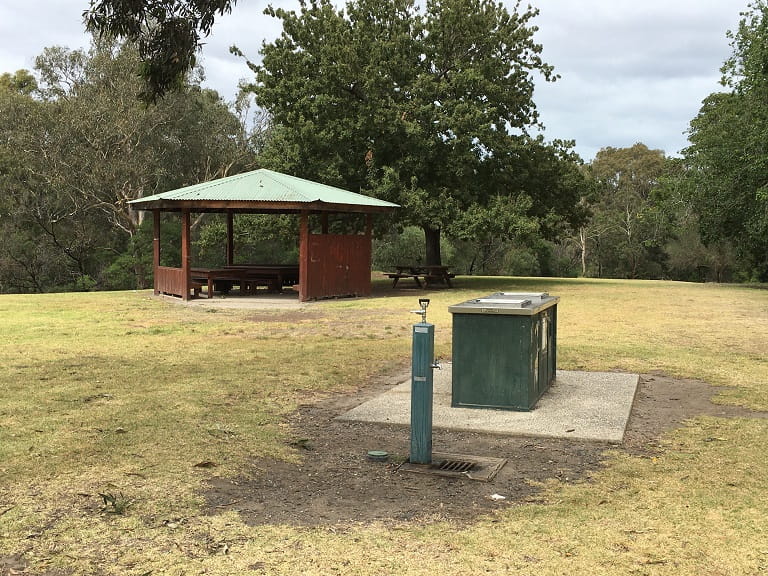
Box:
xmin=1 ymin=0 xmax=766 ymax=293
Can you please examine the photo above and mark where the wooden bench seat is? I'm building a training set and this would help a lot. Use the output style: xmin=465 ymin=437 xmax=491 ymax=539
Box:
xmin=191 ymin=266 xmax=296 ymax=297
xmin=384 ymin=272 xmax=422 ymax=288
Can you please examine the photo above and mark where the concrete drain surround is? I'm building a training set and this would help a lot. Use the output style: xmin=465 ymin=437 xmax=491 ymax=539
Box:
xmin=337 ymin=364 xmax=639 ymax=443
xmin=398 ymin=452 xmax=508 ymax=482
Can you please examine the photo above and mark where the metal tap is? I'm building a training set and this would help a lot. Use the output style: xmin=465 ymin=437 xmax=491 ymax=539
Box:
xmin=410 ymin=298 xmax=430 ymax=324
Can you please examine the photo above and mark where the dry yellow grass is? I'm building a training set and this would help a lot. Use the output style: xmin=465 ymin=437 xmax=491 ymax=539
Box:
xmin=0 ymin=278 xmax=767 ymax=575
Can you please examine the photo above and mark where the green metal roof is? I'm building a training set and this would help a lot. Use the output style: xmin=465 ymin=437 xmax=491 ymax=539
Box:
xmin=129 ymin=169 xmax=399 ymax=213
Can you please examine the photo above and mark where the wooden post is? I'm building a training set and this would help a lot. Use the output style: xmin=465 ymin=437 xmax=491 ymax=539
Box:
xmin=153 ymin=210 xmax=161 ymax=295
xmin=298 ymin=211 xmax=309 ymax=302
xmin=226 ymin=211 xmax=234 ymax=266
xmin=181 ymin=210 xmax=191 ymax=301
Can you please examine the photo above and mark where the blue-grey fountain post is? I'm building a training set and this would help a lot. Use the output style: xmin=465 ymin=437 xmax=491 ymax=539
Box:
xmin=410 ymin=298 xmax=436 ymax=465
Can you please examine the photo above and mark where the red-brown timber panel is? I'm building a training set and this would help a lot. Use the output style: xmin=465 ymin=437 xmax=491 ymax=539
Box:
xmin=304 ymin=234 xmax=372 ymax=300
xmin=156 ymin=266 xmax=186 ymax=297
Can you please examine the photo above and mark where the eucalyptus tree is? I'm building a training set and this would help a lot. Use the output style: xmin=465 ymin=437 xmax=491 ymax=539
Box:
xmin=0 ymin=73 xmax=68 ymax=291
xmin=84 ymin=0 xmax=238 ymax=101
xmin=0 ymin=70 xmax=37 ymax=95
xmin=583 ymin=143 xmax=671 ymax=279
xmin=0 ymin=39 xmax=252 ymax=292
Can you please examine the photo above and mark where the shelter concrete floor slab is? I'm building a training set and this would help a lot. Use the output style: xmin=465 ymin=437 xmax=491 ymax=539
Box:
xmin=337 ymin=364 xmax=639 ymax=443
xmin=160 ymin=292 xmax=304 ymax=309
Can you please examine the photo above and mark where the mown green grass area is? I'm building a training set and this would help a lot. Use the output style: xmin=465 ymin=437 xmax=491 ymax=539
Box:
xmin=1 ymin=278 xmax=767 ymax=575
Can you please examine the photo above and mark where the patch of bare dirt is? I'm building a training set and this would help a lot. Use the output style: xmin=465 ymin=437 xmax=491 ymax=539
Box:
xmin=246 ymin=310 xmax=325 ymax=323
xmin=204 ymin=374 xmax=767 ymax=527
xmin=0 ymin=554 xmax=67 ymax=576
xmin=0 ymin=555 xmax=27 ymax=576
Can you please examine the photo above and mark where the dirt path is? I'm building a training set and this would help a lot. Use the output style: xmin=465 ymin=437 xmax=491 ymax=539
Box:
xmin=204 ymin=374 xmax=767 ymax=527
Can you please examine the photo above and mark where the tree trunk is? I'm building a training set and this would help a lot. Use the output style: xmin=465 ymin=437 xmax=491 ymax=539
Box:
xmin=423 ymin=226 xmax=442 ymax=266
xmin=133 ymin=240 xmax=148 ymax=289
xmin=579 ymin=227 xmax=587 ymax=277
xmin=595 ymin=238 xmax=602 ymax=278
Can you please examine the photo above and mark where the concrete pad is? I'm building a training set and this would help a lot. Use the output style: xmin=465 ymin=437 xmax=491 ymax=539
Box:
xmin=161 ymin=293 xmax=304 ymax=309
xmin=337 ymin=364 xmax=639 ymax=442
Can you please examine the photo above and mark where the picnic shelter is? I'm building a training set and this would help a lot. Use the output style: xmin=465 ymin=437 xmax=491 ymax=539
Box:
xmin=129 ymin=169 xmax=399 ymax=302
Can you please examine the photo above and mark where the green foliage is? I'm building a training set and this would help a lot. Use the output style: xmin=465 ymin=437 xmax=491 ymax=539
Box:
xmin=193 ymin=216 xmax=227 ymax=267
xmin=501 ymin=246 xmax=541 ymax=276
xmin=98 ymin=491 xmax=131 ymax=515
xmin=101 ymin=219 xmax=155 ymax=290
xmin=451 ymin=193 xmax=537 ymax=245
xmin=158 ymin=216 xmax=182 ymax=268
xmin=374 ymin=228 xmax=566 ymax=277
xmin=574 ymin=143 xmax=675 ymax=279
xmin=192 ymin=214 xmax=299 ymax=266
xmin=0 ymin=69 xmax=37 ymax=95
xmin=245 ymin=0 xmax=584 ymax=265
xmin=373 ymin=226 xmax=429 ymax=270
xmin=233 ymin=214 xmax=298 ymax=264
xmin=664 ymin=222 xmax=738 ymax=282
xmin=103 ymin=254 xmax=145 ymax=291
xmin=373 ymin=226 xmax=460 ymax=270
xmin=684 ymin=0 xmax=768 ymax=281
xmin=0 ymin=39 xmax=254 ymax=293
xmin=552 ymin=142 xmax=750 ymax=282
xmin=84 ymin=0 xmax=237 ymax=102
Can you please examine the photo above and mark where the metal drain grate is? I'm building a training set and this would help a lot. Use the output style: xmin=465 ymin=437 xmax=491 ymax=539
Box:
xmin=397 ymin=452 xmax=507 ymax=482
xmin=436 ymin=459 xmax=475 ymax=473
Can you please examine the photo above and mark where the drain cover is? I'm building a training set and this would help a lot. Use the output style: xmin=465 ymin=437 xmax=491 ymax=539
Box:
xmin=398 ymin=452 xmax=507 ymax=482
xmin=436 ymin=458 xmax=475 ymax=473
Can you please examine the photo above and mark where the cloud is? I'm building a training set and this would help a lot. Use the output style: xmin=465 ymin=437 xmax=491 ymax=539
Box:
xmin=0 ymin=0 xmax=752 ymax=162
xmin=0 ymin=4 xmax=90 ymax=72
xmin=529 ymin=0 xmax=747 ymax=159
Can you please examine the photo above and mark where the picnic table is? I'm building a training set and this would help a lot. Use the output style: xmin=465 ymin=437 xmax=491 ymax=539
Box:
xmin=191 ymin=265 xmax=299 ymax=298
xmin=385 ymin=265 xmax=455 ymax=289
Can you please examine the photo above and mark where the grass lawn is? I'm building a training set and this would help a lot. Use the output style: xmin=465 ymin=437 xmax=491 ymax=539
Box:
xmin=1 ymin=277 xmax=767 ymax=575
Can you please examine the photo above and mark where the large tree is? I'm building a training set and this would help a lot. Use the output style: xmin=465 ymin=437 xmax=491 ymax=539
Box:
xmin=85 ymin=0 xmax=586 ymax=267
xmin=0 ymin=39 xmax=252 ymax=292
xmin=0 ymin=76 xmax=68 ymax=292
xmin=684 ymin=0 xmax=768 ymax=281
xmin=0 ymin=70 xmax=37 ymax=95
xmin=580 ymin=143 xmax=672 ymax=279
xmin=246 ymin=0 xmax=580 ymax=265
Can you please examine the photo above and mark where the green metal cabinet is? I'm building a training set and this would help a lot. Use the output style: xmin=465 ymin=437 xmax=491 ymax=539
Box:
xmin=449 ymin=293 xmax=558 ymax=411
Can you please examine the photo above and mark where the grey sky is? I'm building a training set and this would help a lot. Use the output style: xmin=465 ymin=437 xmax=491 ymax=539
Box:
xmin=0 ymin=1 xmax=749 ymax=160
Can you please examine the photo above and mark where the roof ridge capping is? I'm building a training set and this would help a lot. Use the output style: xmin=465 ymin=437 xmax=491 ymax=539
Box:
xmin=258 ymin=169 xmax=313 ymax=202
